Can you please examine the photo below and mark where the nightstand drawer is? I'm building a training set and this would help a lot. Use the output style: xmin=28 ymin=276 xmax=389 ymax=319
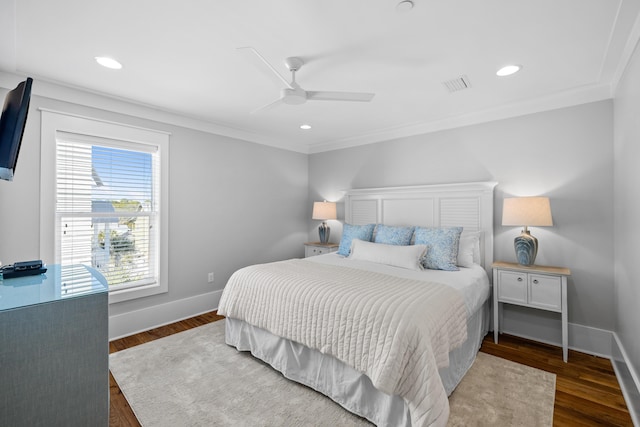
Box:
xmin=497 ymin=271 xmax=528 ymax=304
xmin=304 ymin=242 xmax=339 ymax=258
xmin=528 ymin=274 xmax=562 ymax=311
xmin=305 ymin=246 xmax=331 ymax=257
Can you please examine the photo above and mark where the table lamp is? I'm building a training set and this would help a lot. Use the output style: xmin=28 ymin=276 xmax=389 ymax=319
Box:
xmin=312 ymin=201 xmax=337 ymax=244
xmin=502 ymin=197 xmax=553 ymax=266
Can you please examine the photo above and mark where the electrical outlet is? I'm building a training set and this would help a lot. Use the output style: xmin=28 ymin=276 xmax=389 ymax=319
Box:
xmin=207 ymin=272 xmax=214 ymax=283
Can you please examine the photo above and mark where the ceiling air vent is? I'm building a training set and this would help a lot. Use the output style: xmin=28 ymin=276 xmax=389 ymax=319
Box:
xmin=442 ymin=75 xmax=471 ymax=93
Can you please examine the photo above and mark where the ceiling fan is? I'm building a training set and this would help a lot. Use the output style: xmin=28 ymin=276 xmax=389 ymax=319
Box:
xmin=238 ymin=47 xmax=375 ymax=113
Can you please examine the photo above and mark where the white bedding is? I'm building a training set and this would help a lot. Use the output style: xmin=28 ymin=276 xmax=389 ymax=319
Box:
xmin=218 ymin=254 xmax=490 ymax=427
xmin=308 ymin=253 xmax=490 ymax=314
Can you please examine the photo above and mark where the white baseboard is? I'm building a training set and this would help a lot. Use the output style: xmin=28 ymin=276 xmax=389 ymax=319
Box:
xmin=611 ymin=333 xmax=640 ymax=427
xmin=567 ymin=323 xmax=614 ymax=358
xmin=109 ymin=290 xmax=222 ymax=341
xmin=500 ymin=320 xmax=613 ymax=358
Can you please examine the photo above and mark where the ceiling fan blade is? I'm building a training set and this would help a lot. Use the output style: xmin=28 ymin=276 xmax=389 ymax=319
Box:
xmin=237 ymin=46 xmax=292 ymax=89
xmin=250 ymin=97 xmax=285 ymax=114
xmin=306 ymin=91 xmax=375 ymax=102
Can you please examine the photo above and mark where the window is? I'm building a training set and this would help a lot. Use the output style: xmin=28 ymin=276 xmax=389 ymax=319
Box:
xmin=56 ymin=134 xmax=158 ymax=291
xmin=41 ymin=111 xmax=169 ymax=303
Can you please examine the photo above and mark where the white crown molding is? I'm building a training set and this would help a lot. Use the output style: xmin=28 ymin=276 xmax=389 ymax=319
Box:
xmin=0 ymin=71 xmax=614 ymax=156
xmin=307 ymin=82 xmax=613 ymax=154
xmin=611 ymin=8 xmax=640 ymax=94
xmin=0 ymin=71 xmax=309 ymax=154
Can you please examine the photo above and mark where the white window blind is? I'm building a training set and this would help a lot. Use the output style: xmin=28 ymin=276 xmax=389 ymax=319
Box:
xmin=55 ymin=132 xmax=161 ymax=292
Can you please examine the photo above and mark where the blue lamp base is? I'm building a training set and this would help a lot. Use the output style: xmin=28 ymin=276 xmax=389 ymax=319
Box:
xmin=514 ymin=229 xmax=538 ymax=266
xmin=318 ymin=222 xmax=330 ymax=244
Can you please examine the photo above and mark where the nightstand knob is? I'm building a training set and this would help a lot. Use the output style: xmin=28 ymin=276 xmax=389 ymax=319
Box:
xmin=533 ymin=279 xmax=539 ymax=284
xmin=517 ymin=277 xmax=523 ymax=282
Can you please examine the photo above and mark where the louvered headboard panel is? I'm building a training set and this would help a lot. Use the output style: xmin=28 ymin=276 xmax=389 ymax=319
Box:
xmin=345 ymin=182 xmax=497 ymax=274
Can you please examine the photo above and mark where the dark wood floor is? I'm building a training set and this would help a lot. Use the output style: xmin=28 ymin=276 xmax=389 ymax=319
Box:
xmin=108 ymin=311 xmax=225 ymax=427
xmin=109 ymin=312 xmax=633 ymax=426
xmin=481 ymin=334 xmax=633 ymax=426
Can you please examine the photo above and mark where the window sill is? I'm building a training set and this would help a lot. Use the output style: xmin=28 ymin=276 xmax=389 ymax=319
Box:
xmin=109 ymin=280 xmax=168 ymax=304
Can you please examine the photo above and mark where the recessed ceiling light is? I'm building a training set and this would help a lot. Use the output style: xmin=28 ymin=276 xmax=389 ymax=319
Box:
xmin=95 ymin=56 xmax=122 ymax=70
xmin=496 ymin=65 xmax=521 ymax=77
xmin=300 ymin=124 xmax=312 ymax=130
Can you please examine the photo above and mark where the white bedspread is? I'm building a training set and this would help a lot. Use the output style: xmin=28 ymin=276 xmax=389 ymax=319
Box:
xmin=218 ymin=258 xmax=469 ymax=427
xmin=308 ymin=253 xmax=490 ymax=315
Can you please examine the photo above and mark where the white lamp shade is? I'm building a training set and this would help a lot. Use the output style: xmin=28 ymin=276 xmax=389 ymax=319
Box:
xmin=502 ymin=197 xmax=553 ymax=227
xmin=312 ymin=201 xmax=337 ymax=221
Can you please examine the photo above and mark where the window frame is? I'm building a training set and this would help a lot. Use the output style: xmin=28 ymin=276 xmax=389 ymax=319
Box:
xmin=40 ymin=109 xmax=170 ymax=304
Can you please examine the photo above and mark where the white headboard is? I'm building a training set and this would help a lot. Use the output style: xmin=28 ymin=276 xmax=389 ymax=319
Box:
xmin=344 ymin=181 xmax=497 ymax=275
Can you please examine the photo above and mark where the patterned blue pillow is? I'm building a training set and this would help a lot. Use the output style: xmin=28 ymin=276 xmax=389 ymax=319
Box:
xmin=374 ymin=224 xmax=415 ymax=246
xmin=413 ymin=227 xmax=463 ymax=271
xmin=337 ymin=223 xmax=376 ymax=256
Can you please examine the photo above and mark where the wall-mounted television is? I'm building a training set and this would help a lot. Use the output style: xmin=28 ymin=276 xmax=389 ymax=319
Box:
xmin=0 ymin=77 xmax=33 ymax=181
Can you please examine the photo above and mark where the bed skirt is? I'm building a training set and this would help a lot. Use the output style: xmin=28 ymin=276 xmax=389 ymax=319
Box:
xmin=224 ymin=300 xmax=489 ymax=427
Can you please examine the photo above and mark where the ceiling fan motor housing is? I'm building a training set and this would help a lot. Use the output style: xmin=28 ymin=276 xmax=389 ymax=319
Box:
xmin=284 ymin=57 xmax=304 ymax=72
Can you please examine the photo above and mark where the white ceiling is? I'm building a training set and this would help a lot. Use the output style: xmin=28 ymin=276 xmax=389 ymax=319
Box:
xmin=1 ymin=0 xmax=639 ymax=153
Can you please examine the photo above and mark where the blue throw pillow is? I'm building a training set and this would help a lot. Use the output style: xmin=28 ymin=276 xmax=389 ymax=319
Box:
xmin=337 ymin=223 xmax=376 ymax=256
xmin=374 ymin=224 xmax=415 ymax=246
xmin=414 ymin=227 xmax=463 ymax=271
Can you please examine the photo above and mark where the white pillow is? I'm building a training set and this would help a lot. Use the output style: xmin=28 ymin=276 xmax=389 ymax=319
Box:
xmin=349 ymin=239 xmax=427 ymax=271
xmin=457 ymin=231 xmax=482 ymax=268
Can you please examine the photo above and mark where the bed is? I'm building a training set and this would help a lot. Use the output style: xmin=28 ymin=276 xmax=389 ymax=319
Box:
xmin=218 ymin=182 xmax=497 ymax=427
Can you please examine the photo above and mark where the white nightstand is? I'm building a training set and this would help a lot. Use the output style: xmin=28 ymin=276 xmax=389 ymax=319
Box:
xmin=304 ymin=242 xmax=339 ymax=258
xmin=492 ymin=261 xmax=571 ymax=362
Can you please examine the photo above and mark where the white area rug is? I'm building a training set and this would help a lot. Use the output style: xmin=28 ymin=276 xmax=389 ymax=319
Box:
xmin=110 ymin=320 xmax=555 ymax=426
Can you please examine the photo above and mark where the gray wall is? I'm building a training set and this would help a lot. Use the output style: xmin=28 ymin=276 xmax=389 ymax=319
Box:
xmin=309 ymin=101 xmax=615 ymax=337
xmin=0 ymin=71 xmax=625 ymax=360
xmin=0 ymin=78 xmax=308 ymax=323
xmin=614 ymin=40 xmax=640 ymax=386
